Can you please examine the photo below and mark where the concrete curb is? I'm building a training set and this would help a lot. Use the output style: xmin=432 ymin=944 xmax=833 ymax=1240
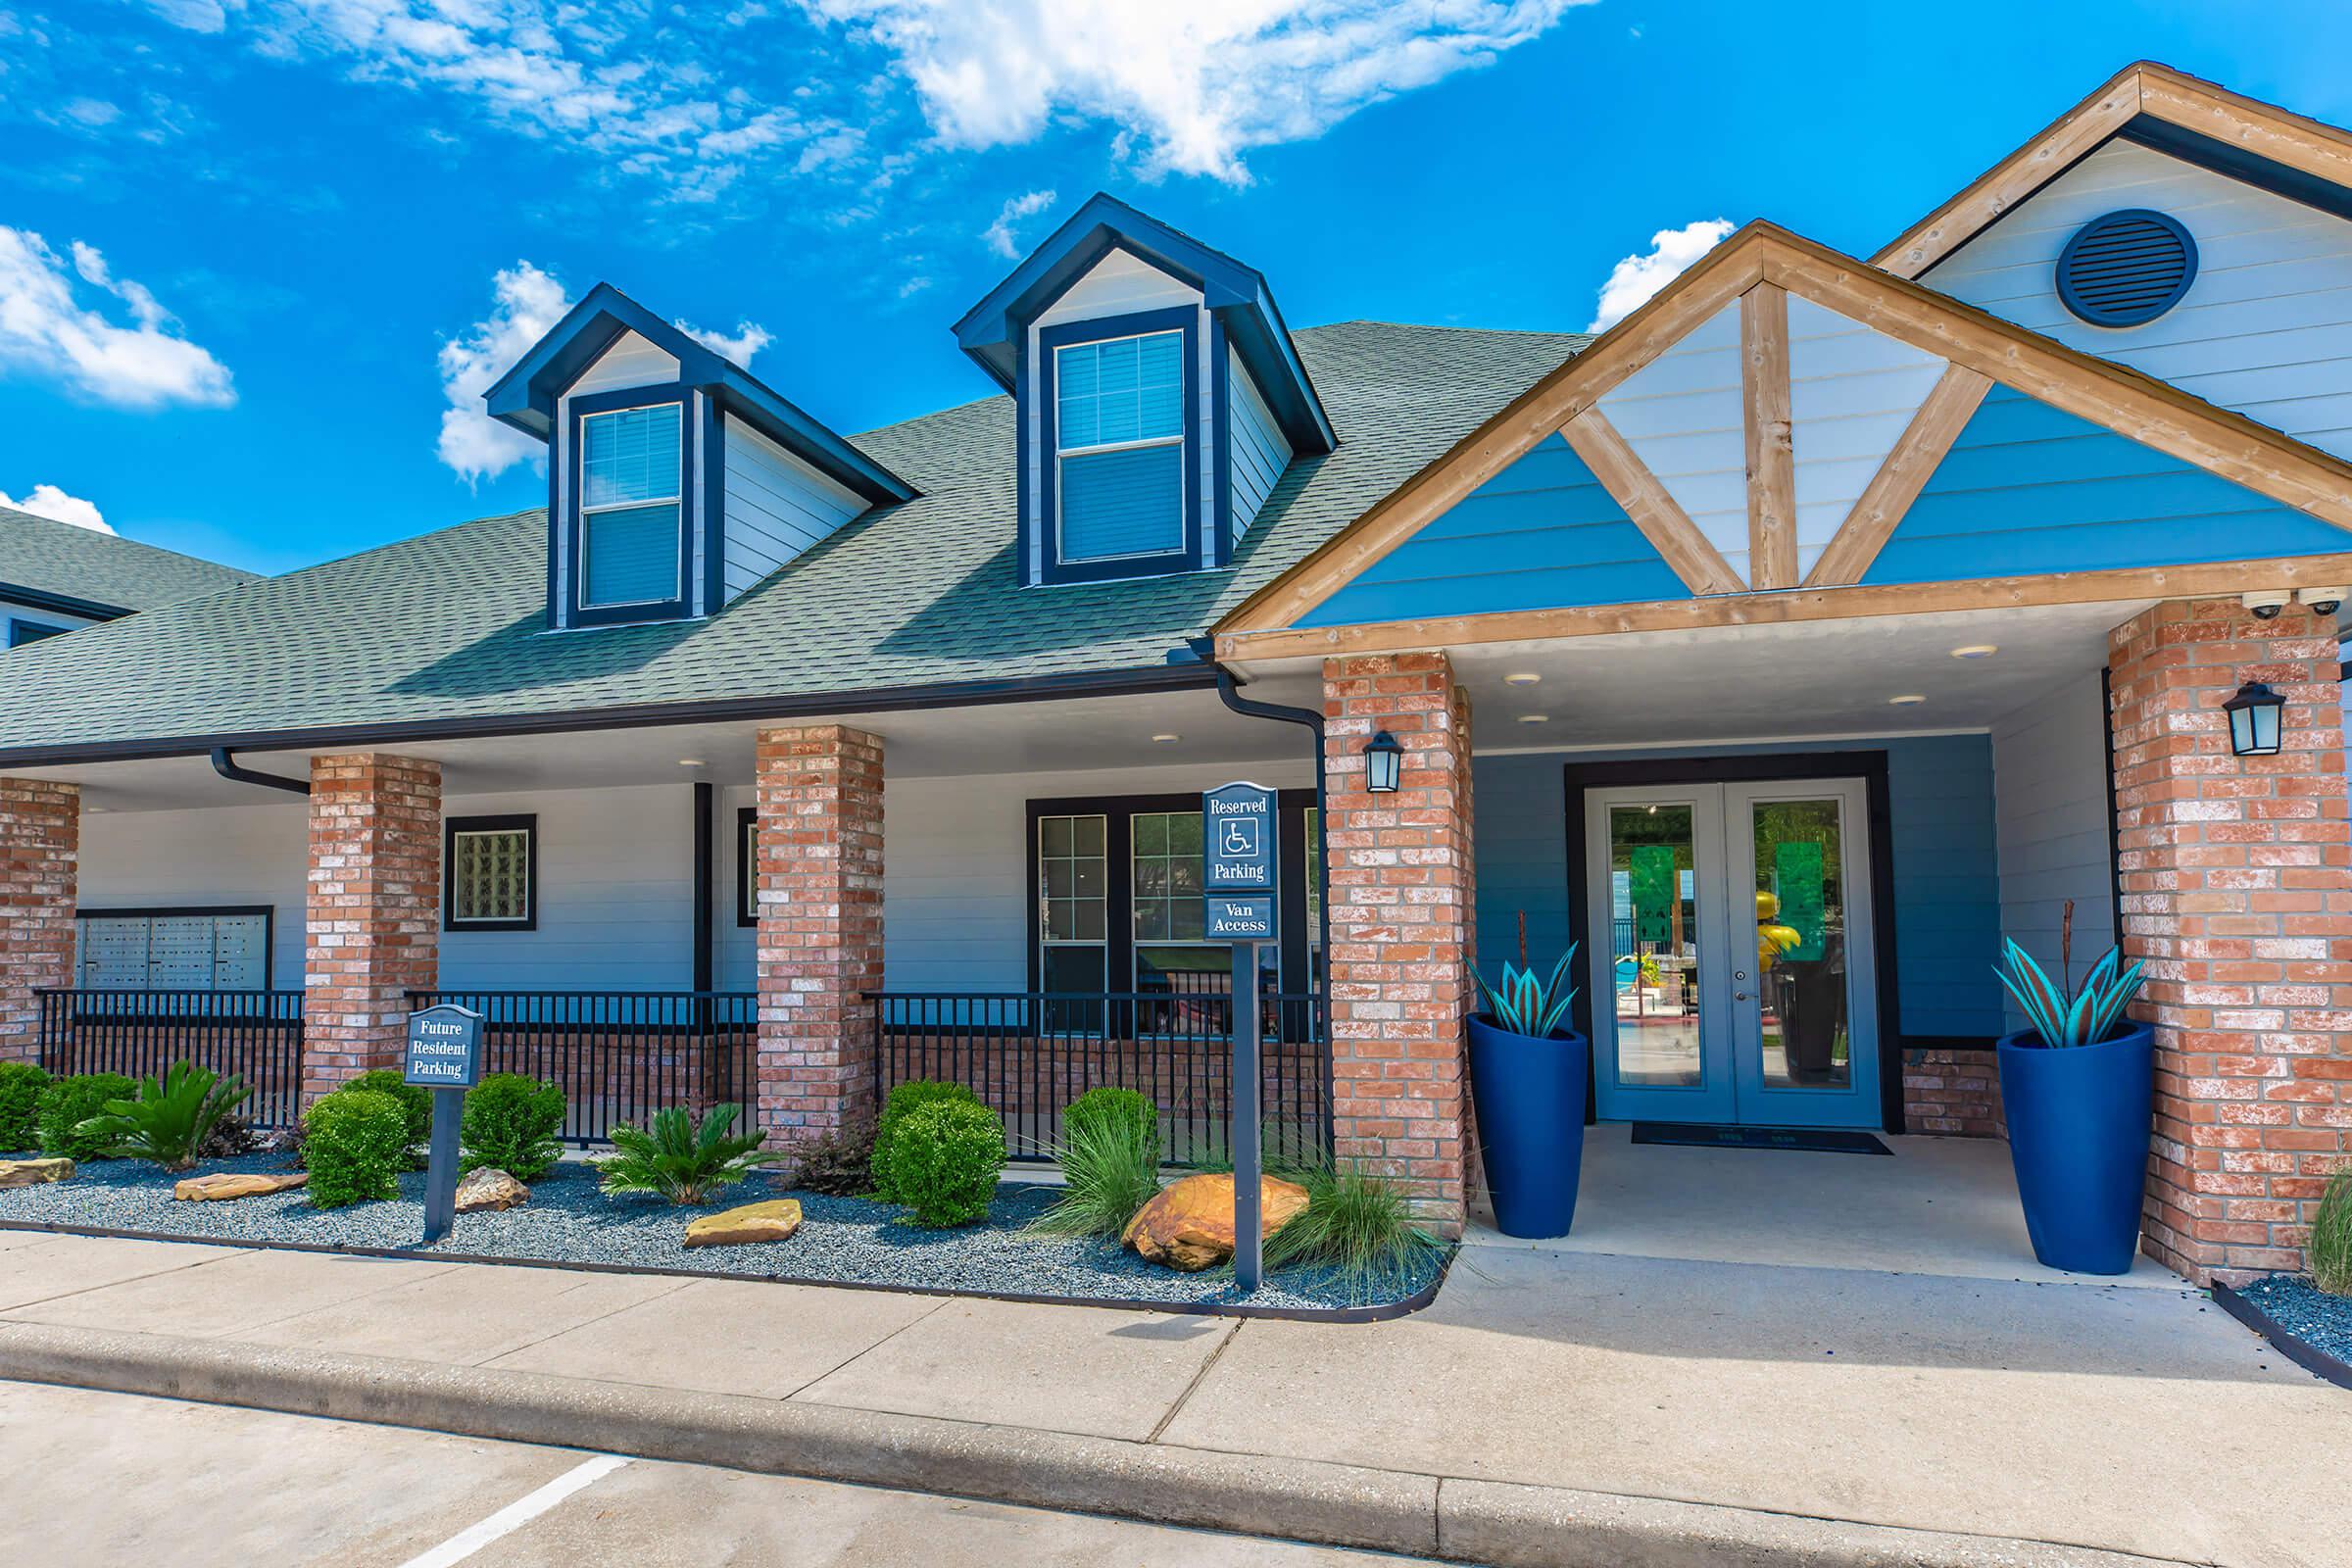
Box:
xmin=0 ymin=1321 xmax=2184 ymax=1568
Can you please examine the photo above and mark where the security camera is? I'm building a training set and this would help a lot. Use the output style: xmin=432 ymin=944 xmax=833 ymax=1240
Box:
xmin=2298 ymin=586 xmax=2346 ymax=616
xmin=2241 ymin=589 xmax=2292 ymax=620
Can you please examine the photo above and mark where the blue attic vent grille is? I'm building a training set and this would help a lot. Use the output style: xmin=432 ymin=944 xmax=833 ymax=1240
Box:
xmin=2055 ymin=209 xmax=2198 ymax=327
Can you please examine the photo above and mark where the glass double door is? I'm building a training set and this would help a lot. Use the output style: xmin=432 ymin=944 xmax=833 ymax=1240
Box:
xmin=1584 ymin=778 xmax=1880 ymax=1128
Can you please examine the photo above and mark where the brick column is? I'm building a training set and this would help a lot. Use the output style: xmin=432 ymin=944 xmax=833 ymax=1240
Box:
xmin=2108 ymin=598 xmax=2351 ymax=1283
xmin=0 ymin=780 xmax=78 ymax=1065
xmin=1321 ymin=653 xmax=1477 ymax=1233
xmin=754 ymin=724 xmax=884 ymax=1144
xmin=304 ymin=755 xmax=441 ymax=1102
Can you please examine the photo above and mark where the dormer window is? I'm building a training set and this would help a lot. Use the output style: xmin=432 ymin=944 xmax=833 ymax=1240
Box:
xmin=576 ymin=397 xmax=688 ymax=619
xmin=1049 ymin=319 xmax=1193 ymax=570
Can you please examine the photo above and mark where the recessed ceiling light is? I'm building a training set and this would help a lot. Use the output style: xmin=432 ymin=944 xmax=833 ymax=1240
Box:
xmin=677 ymin=758 xmax=705 ymax=766
xmin=1887 ymin=694 xmax=1928 ymax=707
xmin=1950 ymin=644 xmax=1998 ymax=660
xmin=1152 ymin=733 xmax=1182 ymax=744
xmin=1503 ymin=672 xmax=1543 ymax=687
xmin=1516 ymin=713 xmax=1550 ymax=724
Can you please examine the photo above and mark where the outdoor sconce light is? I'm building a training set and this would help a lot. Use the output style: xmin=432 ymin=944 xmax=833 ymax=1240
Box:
xmin=1363 ymin=730 xmax=1403 ymax=793
xmin=2224 ymin=680 xmax=2285 ymax=757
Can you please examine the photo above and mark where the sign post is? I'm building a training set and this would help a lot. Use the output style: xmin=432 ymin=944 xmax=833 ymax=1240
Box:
xmin=1203 ymin=782 xmax=1278 ymax=1293
xmin=404 ymin=1004 xmax=484 ymax=1245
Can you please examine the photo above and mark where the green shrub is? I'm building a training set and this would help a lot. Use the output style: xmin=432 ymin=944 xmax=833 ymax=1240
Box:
xmin=74 ymin=1060 xmax=252 ymax=1172
xmin=597 ymin=1103 xmax=781 ymax=1205
xmin=788 ymin=1116 xmax=875 ymax=1197
xmin=35 ymin=1073 xmax=135 ymax=1162
xmin=1030 ymin=1108 xmax=1160 ymax=1239
xmin=460 ymin=1073 xmax=566 ymax=1181
xmin=2314 ymin=1167 xmax=2352 ymax=1297
xmin=1264 ymin=1153 xmax=1442 ymax=1299
xmin=890 ymin=1099 xmax=1006 ymax=1228
xmin=0 ymin=1062 xmax=50 ymax=1151
xmin=1062 ymin=1087 xmax=1158 ymax=1165
xmin=872 ymin=1079 xmax=981 ymax=1201
xmin=304 ymin=1091 xmax=409 ymax=1208
xmin=342 ymin=1069 xmax=433 ymax=1164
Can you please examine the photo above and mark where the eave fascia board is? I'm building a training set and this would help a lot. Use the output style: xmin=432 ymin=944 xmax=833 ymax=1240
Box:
xmin=707 ymin=370 xmax=917 ymax=506
xmin=483 ymin=283 xmax=726 ymax=430
xmin=0 ymin=581 xmax=131 ymax=621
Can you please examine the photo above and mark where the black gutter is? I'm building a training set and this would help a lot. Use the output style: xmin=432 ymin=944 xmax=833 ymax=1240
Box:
xmin=0 ymin=662 xmax=1223 ymax=770
xmin=0 ymin=582 xmax=132 ymax=622
xmin=1210 ymin=662 xmax=1331 ymax=1044
xmin=208 ymin=748 xmax=310 ymax=796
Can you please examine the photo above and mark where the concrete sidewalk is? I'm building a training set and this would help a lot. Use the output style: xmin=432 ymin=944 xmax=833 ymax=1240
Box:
xmin=1 ymin=1225 xmax=2344 ymax=1566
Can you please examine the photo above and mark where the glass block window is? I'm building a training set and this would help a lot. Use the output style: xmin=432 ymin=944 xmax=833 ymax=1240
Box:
xmin=1054 ymin=330 xmax=1184 ymax=562
xmin=736 ymin=808 xmax=760 ymax=926
xmin=578 ymin=403 xmax=682 ymax=609
xmin=447 ymin=815 xmax=536 ymax=930
xmin=1037 ymin=814 xmax=1107 ymax=988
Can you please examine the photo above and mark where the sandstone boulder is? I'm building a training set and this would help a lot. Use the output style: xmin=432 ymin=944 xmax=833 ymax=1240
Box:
xmin=455 ymin=1168 xmax=528 ymax=1213
xmin=0 ymin=1157 xmax=73 ymax=1190
xmin=173 ymin=1170 xmax=307 ymax=1201
xmin=1121 ymin=1172 xmax=1310 ymax=1272
xmin=684 ymin=1198 xmax=804 ymax=1249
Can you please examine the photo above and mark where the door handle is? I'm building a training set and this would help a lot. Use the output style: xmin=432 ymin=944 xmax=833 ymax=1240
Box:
xmin=1735 ymin=991 xmax=1751 ymax=1002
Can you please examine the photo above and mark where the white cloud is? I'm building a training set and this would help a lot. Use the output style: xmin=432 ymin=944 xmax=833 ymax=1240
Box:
xmin=436 ymin=260 xmax=570 ymax=485
xmin=982 ymin=188 xmax=1056 ymax=258
xmin=1588 ymin=218 xmax=1735 ymax=332
xmin=0 ymin=483 xmax=112 ymax=534
xmin=0 ymin=228 xmax=235 ymax=409
xmin=676 ymin=318 xmax=772 ymax=365
xmin=802 ymin=1 xmax=1592 ymax=181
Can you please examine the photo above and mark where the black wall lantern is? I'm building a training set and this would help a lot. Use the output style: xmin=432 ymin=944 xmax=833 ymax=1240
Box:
xmin=2224 ymin=680 xmax=2285 ymax=757
xmin=1362 ymin=730 xmax=1402 ymax=793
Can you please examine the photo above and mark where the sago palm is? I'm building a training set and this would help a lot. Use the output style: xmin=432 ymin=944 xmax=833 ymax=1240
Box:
xmin=75 ymin=1060 xmax=252 ymax=1173
xmin=596 ymin=1102 xmax=782 ymax=1205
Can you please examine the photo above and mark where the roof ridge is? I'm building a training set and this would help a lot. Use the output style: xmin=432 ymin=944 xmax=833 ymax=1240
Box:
xmin=0 ymin=505 xmax=263 ymax=580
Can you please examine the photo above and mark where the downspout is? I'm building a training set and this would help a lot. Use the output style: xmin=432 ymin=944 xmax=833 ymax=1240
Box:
xmin=1204 ymin=657 xmax=1331 ymax=1035
xmin=209 ymin=747 xmax=309 ymax=796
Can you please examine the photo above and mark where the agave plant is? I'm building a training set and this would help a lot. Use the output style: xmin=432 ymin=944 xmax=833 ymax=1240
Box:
xmin=1478 ymin=943 xmax=1581 ymax=1038
xmin=596 ymin=1102 xmax=784 ymax=1205
xmin=74 ymin=1060 xmax=252 ymax=1172
xmin=1994 ymin=938 xmax=2143 ymax=1049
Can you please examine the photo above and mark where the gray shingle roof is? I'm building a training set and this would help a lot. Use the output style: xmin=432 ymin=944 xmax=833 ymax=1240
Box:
xmin=0 ymin=320 xmax=1588 ymax=761
xmin=0 ymin=507 xmax=259 ymax=616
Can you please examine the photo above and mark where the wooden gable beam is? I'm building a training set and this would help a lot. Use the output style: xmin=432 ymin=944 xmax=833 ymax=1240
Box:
xmin=1561 ymin=408 xmax=1743 ymax=596
xmin=1803 ymin=365 xmax=1993 ymax=588
xmin=1740 ymin=283 xmax=1796 ymax=590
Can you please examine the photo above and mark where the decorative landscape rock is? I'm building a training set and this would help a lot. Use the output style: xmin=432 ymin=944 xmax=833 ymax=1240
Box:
xmin=173 ymin=1170 xmax=307 ymax=1201
xmin=455 ymin=1168 xmax=529 ymax=1213
xmin=1122 ymin=1172 xmax=1310 ymax=1272
xmin=0 ymin=1157 xmax=74 ymax=1190
xmin=684 ymin=1198 xmax=804 ymax=1249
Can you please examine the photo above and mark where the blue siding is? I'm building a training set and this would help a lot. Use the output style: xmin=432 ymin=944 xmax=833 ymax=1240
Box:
xmin=1473 ymin=735 xmax=2005 ymax=1042
xmin=1297 ymin=433 xmax=1690 ymax=627
xmin=1864 ymin=386 xmax=2350 ymax=583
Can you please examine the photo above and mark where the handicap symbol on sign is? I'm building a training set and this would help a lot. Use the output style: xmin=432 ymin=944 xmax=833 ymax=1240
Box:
xmin=1219 ymin=817 xmax=1259 ymax=858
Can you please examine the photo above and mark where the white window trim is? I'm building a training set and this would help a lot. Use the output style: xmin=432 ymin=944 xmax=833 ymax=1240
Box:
xmin=577 ymin=400 xmax=685 ymax=611
xmin=1053 ymin=329 xmax=1187 ymax=565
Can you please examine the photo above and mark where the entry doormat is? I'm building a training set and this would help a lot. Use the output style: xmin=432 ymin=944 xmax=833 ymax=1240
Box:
xmin=1632 ymin=1123 xmax=1891 ymax=1155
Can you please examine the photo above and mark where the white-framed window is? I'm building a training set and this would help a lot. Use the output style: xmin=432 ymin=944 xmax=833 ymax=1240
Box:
xmin=1037 ymin=813 xmax=1108 ymax=994
xmin=1054 ymin=329 xmax=1185 ymax=563
xmin=1131 ymin=809 xmax=1210 ymax=989
xmin=446 ymin=814 xmax=536 ymax=931
xmin=577 ymin=402 xmax=683 ymax=609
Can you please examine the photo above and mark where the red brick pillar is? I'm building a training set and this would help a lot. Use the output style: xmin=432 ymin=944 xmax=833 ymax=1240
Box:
xmin=2108 ymin=599 xmax=2351 ymax=1283
xmin=304 ymin=755 xmax=441 ymax=1102
xmin=1321 ymin=654 xmax=1477 ymax=1233
xmin=0 ymin=780 xmax=78 ymax=1065
xmin=753 ymin=724 xmax=884 ymax=1144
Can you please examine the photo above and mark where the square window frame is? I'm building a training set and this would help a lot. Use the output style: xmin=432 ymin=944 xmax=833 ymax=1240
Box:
xmin=444 ymin=813 xmax=539 ymax=932
xmin=1034 ymin=306 xmax=1201 ymax=585
xmin=567 ymin=386 xmax=693 ymax=626
xmin=736 ymin=807 xmax=759 ymax=927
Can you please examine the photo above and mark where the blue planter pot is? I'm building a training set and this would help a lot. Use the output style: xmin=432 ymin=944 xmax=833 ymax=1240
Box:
xmin=1996 ymin=1022 xmax=2155 ymax=1275
xmin=1467 ymin=1015 xmax=1589 ymax=1239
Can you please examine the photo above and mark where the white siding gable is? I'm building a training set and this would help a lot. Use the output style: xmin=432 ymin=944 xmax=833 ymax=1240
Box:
xmin=1925 ymin=139 xmax=2352 ymax=462
xmin=1787 ymin=297 xmax=1949 ymax=581
xmin=721 ymin=418 xmax=867 ymax=601
xmin=1227 ymin=344 xmax=1292 ymax=544
xmin=570 ymin=330 xmax=679 ymax=396
xmin=1595 ymin=301 xmax=1749 ymax=585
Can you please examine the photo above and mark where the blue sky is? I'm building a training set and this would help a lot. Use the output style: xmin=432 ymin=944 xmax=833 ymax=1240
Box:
xmin=4 ymin=0 xmax=2350 ymax=573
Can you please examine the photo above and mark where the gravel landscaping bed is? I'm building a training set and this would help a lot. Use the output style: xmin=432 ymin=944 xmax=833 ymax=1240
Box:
xmin=2230 ymin=1273 xmax=2352 ymax=1372
xmin=0 ymin=1152 xmax=1442 ymax=1315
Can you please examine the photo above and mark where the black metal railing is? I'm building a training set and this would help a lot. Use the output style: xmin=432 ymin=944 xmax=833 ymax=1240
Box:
xmin=871 ymin=991 xmax=1328 ymax=1166
xmin=34 ymin=989 xmax=306 ymax=1129
xmin=408 ymin=990 xmax=757 ymax=1146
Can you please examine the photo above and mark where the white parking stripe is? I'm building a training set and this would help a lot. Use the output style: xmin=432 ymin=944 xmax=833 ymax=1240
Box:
xmin=397 ymin=1453 xmax=631 ymax=1568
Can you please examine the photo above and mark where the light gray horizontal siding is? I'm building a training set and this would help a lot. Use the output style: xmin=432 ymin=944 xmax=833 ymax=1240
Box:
xmin=1989 ymin=673 xmax=2118 ymax=1033
xmin=76 ymin=802 xmax=310 ymax=986
xmin=721 ymin=419 xmax=865 ymax=602
xmin=1228 ymin=345 xmax=1292 ymax=543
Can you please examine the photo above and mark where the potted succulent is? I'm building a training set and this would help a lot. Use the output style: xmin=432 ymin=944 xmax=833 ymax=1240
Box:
xmin=1992 ymin=906 xmax=2151 ymax=1275
xmin=1468 ymin=927 xmax=1586 ymax=1239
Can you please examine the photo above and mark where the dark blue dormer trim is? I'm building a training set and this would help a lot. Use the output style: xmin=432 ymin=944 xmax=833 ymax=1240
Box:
xmin=955 ymin=193 xmax=1335 ymax=457
xmin=1208 ymin=313 xmax=1233 ymax=569
xmin=1035 ymin=306 xmax=1202 ymax=586
xmin=566 ymin=385 xmax=693 ymax=627
xmin=485 ymin=282 xmax=913 ymax=507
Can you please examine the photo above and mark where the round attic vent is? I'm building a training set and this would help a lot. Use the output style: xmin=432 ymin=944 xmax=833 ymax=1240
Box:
xmin=2055 ymin=209 xmax=2198 ymax=327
